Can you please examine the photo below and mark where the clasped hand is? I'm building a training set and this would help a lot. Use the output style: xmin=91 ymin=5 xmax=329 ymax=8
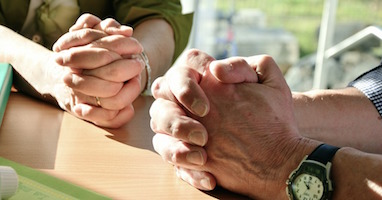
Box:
xmin=150 ymin=49 xmax=310 ymax=199
xmin=52 ymin=14 xmax=145 ymax=128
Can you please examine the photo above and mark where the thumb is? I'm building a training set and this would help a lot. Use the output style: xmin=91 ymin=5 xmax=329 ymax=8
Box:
xmin=209 ymin=57 xmax=258 ymax=84
xmin=248 ymin=55 xmax=290 ymax=91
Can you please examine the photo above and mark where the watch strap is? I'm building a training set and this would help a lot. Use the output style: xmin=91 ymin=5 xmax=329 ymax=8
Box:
xmin=307 ymin=143 xmax=340 ymax=164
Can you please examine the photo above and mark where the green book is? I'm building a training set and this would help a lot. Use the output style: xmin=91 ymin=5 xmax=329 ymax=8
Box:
xmin=0 ymin=63 xmax=12 ymax=127
xmin=0 ymin=157 xmax=111 ymax=200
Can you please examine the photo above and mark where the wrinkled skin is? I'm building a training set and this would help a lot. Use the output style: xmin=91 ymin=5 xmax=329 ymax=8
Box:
xmin=151 ymin=50 xmax=311 ymax=199
xmin=191 ymin=56 xmax=300 ymax=199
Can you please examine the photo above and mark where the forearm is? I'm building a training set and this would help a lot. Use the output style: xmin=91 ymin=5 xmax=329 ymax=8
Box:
xmin=0 ymin=25 xmax=61 ymax=103
xmin=132 ymin=19 xmax=175 ymax=93
xmin=332 ymin=147 xmax=382 ymax=199
xmin=293 ymin=87 xmax=382 ymax=153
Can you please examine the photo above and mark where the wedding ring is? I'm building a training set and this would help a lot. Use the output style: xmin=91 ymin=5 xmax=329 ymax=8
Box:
xmin=95 ymin=96 xmax=102 ymax=107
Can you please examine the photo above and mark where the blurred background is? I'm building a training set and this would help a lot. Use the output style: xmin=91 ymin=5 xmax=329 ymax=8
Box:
xmin=180 ymin=0 xmax=382 ymax=92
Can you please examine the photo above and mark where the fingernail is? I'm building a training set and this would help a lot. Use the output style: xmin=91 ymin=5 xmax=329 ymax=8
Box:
xmin=186 ymin=151 xmax=204 ymax=165
xmin=200 ymin=178 xmax=213 ymax=190
xmin=189 ymin=131 xmax=207 ymax=146
xmin=191 ymin=99 xmax=208 ymax=117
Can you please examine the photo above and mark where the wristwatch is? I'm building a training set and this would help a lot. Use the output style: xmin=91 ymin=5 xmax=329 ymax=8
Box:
xmin=286 ymin=143 xmax=340 ymax=200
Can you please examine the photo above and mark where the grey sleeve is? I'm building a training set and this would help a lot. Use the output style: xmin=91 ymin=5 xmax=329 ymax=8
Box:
xmin=348 ymin=64 xmax=382 ymax=117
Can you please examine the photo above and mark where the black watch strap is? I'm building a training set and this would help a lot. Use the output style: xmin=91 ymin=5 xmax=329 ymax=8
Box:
xmin=307 ymin=143 xmax=340 ymax=164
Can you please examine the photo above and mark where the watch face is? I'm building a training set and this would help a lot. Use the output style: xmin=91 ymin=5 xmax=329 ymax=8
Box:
xmin=287 ymin=146 xmax=337 ymax=200
xmin=292 ymin=173 xmax=323 ymax=200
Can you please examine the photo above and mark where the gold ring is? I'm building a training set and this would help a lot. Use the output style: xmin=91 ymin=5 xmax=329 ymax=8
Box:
xmin=95 ymin=96 xmax=101 ymax=107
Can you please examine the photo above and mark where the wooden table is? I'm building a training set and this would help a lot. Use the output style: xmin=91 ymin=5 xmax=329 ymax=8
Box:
xmin=0 ymin=93 xmax=249 ymax=199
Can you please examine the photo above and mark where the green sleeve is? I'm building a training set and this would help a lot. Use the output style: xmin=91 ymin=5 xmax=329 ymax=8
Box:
xmin=0 ymin=0 xmax=29 ymax=31
xmin=0 ymin=1 xmax=4 ymax=24
xmin=0 ymin=1 xmax=7 ymax=25
xmin=114 ymin=0 xmax=193 ymax=63
xmin=0 ymin=11 xmax=5 ymax=25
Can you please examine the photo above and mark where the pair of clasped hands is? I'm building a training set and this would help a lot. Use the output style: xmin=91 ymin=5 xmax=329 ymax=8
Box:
xmin=52 ymin=14 xmax=145 ymax=128
xmin=150 ymin=49 xmax=307 ymax=199
xmin=53 ymin=13 xmax=305 ymax=198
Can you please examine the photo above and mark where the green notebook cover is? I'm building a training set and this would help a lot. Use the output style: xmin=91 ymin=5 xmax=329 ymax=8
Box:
xmin=0 ymin=63 xmax=12 ymax=127
xmin=0 ymin=157 xmax=111 ymax=200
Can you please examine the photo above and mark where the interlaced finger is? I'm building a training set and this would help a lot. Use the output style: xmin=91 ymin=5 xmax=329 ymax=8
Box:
xmin=73 ymin=103 xmax=135 ymax=128
xmin=63 ymin=72 xmax=123 ymax=97
xmin=150 ymin=98 xmax=208 ymax=146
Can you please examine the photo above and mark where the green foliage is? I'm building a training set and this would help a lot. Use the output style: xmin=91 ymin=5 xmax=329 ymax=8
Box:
xmin=214 ymin=0 xmax=382 ymax=57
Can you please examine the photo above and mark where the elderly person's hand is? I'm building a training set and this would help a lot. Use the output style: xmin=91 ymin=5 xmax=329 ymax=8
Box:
xmin=190 ymin=54 xmax=319 ymax=199
xmin=52 ymin=14 xmax=144 ymax=128
xmin=150 ymin=50 xmax=382 ymax=200
xmin=150 ymin=49 xmax=270 ymax=192
xmin=150 ymin=48 xmax=324 ymax=199
xmin=151 ymin=51 xmax=322 ymax=199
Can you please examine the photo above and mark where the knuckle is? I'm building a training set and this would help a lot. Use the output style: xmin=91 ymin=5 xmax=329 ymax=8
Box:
xmin=169 ymin=116 xmax=189 ymax=140
xmin=185 ymin=48 xmax=202 ymax=59
xmin=169 ymin=119 xmax=181 ymax=138
xmin=258 ymin=54 xmax=276 ymax=65
xmin=62 ymin=72 xmax=73 ymax=86
xmin=80 ymin=13 xmax=94 ymax=21
xmin=151 ymin=77 xmax=164 ymax=99
xmin=77 ymin=29 xmax=105 ymax=44
xmin=184 ymin=49 xmax=215 ymax=72
xmin=170 ymin=147 xmax=183 ymax=164
xmin=234 ymin=57 xmax=248 ymax=65
xmin=102 ymin=18 xmax=120 ymax=27
xmin=176 ymin=80 xmax=194 ymax=102
xmin=77 ymin=28 xmax=94 ymax=40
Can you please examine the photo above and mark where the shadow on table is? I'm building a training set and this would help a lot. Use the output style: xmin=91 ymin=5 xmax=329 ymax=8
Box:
xmin=0 ymin=93 xmax=64 ymax=169
xmin=105 ymin=95 xmax=155 ymax=152
xmin=106 ymin=96 xmax=252 ymax=200
xmin=205 ymin=186 xmax=253 ymax=200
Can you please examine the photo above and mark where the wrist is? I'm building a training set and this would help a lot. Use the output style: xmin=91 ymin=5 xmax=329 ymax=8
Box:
xmin=292 ymin=91 xmax=315 ymax=132
xmin=280 ymin=138 xmax=322 ymax=199
xmin=247 ymin=137 xmax=320 ymax=200
xmin=133 ymin=19 xmax=175 ymax=95
xmin=38 ymin=52 xmax=70 ymax=106
xmin=292 ymin=91 xmax=334 ymax=141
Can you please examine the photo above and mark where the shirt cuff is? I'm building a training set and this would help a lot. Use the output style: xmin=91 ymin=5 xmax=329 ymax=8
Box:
xmin=348 ymin=64 xmax=382 ymax=117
